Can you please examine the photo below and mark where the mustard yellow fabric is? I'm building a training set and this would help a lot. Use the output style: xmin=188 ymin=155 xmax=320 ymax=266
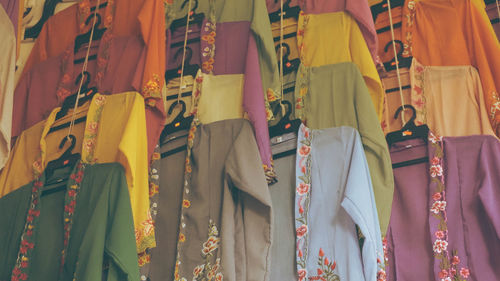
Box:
xmin=297 ymin=11 xmax=384 ymax=120
xmin=194 ymin=72 xmax=246 ymax=124
xmin=0 ymin=92 xmax=153 ymax=253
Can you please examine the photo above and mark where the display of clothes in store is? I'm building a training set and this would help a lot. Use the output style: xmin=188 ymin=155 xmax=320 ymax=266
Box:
xmin=0 ymin=0 xmax=498 ymax=280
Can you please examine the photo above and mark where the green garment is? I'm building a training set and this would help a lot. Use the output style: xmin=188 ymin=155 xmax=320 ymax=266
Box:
xmin=294 ymin=62 xmax=394 ymax=236
xmin=0 ymin=162 xmax=140 ymax=281
xmin=165 ymin=0 xmax=280 ymax=106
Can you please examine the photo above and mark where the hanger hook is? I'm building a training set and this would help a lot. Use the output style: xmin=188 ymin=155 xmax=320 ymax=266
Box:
xmin=173 ymin=46 xmax=193 ymax=67
xmin=58 ymin=134 xmax=77 ymax=157
xmin=181 ymin=0 xmax=199 ymax=11
xmin=394 ymin=104 xmax=416 ymax=125
xmin=74 ymin=71 xmax=91 ymax=89
xmin=85 ymin=13 xmax=102 ymax=28
xmin=275 ymin=42 xmax=291 ymax=59
xmin=168 ymin=100 xmax=187 ymax=117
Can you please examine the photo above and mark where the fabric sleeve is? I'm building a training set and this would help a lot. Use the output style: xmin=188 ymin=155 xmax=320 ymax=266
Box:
xmin=0 ymin=11 xmax=15 ymax=169
xmin=478 ymin=138 xmax=500 ymax=239
xmin=460 ymin=0 xmax=500 ymax=135
xmin=223 ymin=120 xmax=273 ymax=281
xmin=353 ymin=65 xmax=394 ymax=236
xmin=243 ymin=34 xmax=275 ymax=182
xmin=348 ymin=14 xmax=385 ymax=120
xmin=250 ymin=0 xmax=280 ymax=116
xmin=341 ymin=128 xmax=384 ymax=281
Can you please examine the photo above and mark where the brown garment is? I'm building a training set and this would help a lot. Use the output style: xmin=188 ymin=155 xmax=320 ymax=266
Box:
xmin=150 ymin=119 xmax=272 ymax=281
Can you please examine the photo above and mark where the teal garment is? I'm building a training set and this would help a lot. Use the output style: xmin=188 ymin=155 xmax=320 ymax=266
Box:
xmin=294 ymin=62 xmax=394 ymax=236
xmin=165 ymin=0 xmax=280 ymax=103
xmin=0 ymin=162 xmax=140 ymax=281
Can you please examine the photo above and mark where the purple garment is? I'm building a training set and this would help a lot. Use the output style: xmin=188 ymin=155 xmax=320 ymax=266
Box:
xmin=0 ymin=0 xmax=18 ymax=40
xmin=166 ymin=20 xmax=273 ymax=174
xmin=265 ymin=0 xmax=378 ymax=63
xmin=13 ymin=32 xmax=146 ymax=138
xmin=387 ymin=133 xmax=500 ymax=281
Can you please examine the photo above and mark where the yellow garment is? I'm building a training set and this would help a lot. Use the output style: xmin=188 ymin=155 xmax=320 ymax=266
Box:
xmin=0 ymin=92 xmax=153 ymax=253
xmin=194 ymin=72 xmax=245 ymax=124
xmin=297 ymin=11 xmax=385 ymax=120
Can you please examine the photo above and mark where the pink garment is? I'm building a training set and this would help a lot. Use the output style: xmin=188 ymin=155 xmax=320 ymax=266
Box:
xmin=13 ymin=33 xmax=146 ymax=140
xmin=265 ymin=0 xmax=378 ymax=63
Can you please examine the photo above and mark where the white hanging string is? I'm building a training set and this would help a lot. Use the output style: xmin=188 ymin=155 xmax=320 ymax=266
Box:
xmin=176 ymin=0 xmax=194 ymax=107
xmin=386 ymin=0 xmax=407 ymax=125
xmin=278 ymin=0 xmax=285 ymax=115
xmin=66 ymin=0 xmax=102 ymax=139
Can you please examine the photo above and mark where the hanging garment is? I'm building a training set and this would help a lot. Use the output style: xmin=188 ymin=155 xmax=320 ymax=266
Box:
xmin=13 ymin=33 xmax=162 ymax=160
xmin=410 ymin=58 xmax=497 ymax=138
xmin=0 ymin=0 xmax=17 ymax=38
xmin=0 ymin=92 xmax=153 ymax=253
xmin=20 ymin=0 xmax=166 ymax=153
xmin=269 ymin=133 xmax=299 ymax=281
xmin=387 ymin=132 xmax=500 ymax=280
xmin=295 ymin=124 xmax=384 ymax=281
xmin=401 ymin=0 xmax=500 ymax=135
xmin=0 ymin=162 xmax=140 ymax=281
xmin=380 ymin=68 xmax=412 ymax=135
xmin=171 ymin=119 xmax=271 ymax=281
xmin=296 ymin=11 xmax=385 ymax=120
xmin=167 ymin=20 xmax=275 ymax=181
xmin=147 ymin=132 xmax=188 ymax=281
xmin=294 ymin=62 xmax=394 ymax=236
xmin=164 ymin=0 xmax=280 ymax=113
xmin=0 ymin=5 xmax=15 ymax=170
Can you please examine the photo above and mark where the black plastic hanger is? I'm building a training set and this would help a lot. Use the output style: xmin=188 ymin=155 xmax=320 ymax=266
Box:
xmin=371 ymin=0 xmax=405 ymax=22
xmin=383 ymin=40 xmax=412 ymax=71
xmin=74 ymin=13 xmax=108 ymax=54
xmin=269 ymin=100 xmax=301 ymax=139
xmin=160 ymin=100 xmax=194 ymax=144
xmin=276 ymin=43 xmax=300 ymax=75
xmin=269 ymin=0 xmax=300 ymax=23
xmin=170 ymin=0 xmax=205 ymax=32
xmin=165 ymin=47 xmax=200 ymax=84
xmin=56 ymin=71 xmax=97 ymax=120
xmin=386 ymin=105 xmax=430 ymax=168
xmin=386 ymin=84 xmax=411 ymax=94
xmin=43 ymin=135 xmax=81 ymax=189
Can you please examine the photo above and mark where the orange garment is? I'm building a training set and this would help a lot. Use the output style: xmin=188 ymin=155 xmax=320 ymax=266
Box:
xmin=22 ymin=0 xmax=166 ymax=157
xmin=402 ymin=0 xmax=500 ymax=135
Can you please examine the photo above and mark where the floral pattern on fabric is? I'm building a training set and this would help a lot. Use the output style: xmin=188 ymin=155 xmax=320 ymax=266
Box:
xmin=201 ymin=21 xmax=216 ymax=73
xmin=82 ymin=95 xmax=107 ymax=163
xmin=78 ymin=0 xmax=115 ymax=32
xmin=307 ymin=248 xmax=340 ymax=281
xmin=490 ymin=91 xmax=500 ymax=130
xmin=295 ymin=125 xmax=313 ymax=280
xmin=295 ymin=65 xmax=310 ymax=121
xmin=428 ymin=132 xmax=470 ymax=281
xmin=410 ymin=59 xmax=426 ymax=126
xmin=142 ymin=74 xmax=163 ymax=107
xmin=11 ymin=162 xmax=87 ymax=281
xmin=403 ymin=0 xmax=415 ymax=57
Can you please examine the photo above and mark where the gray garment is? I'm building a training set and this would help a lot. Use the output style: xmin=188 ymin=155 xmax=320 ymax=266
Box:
xmin=149 ymin=131 xmax=188 ymax=281
xmin=150 ymin=119 xmax=272 ymax=281
xmin=269 ymin=133 xmax=298 ymax=281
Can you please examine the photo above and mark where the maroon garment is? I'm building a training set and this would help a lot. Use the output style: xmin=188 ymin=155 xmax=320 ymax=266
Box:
xmin=13 ymin=32 xmax=145 ymax=139
xmin=387 ymin=132 xmax=500 ymax=281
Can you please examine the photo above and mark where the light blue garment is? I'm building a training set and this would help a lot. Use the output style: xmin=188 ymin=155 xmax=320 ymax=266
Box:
xmin=295 ymin=124 xmax=383 ymax=281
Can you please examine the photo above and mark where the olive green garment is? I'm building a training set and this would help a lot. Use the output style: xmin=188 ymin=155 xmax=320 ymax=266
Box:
xmin=294 ymin=62 xmax=394 ymax=236
xmin=165 ymin=0 xmax=281 ymax=103
xmin=0 ymin=163 xmax=140 ymax=281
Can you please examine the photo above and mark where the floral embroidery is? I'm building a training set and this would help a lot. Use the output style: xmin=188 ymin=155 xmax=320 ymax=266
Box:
xmin=138 ymin=252 xmax=151 ymax=267
xmin=307 ymin=248 xmax=340 ymax=281
xmin=295 ymin=65 xmax=310 ymax=121
xmin=142 ymin=74 xmax=163 ymax=107
xmin=82 ymin=95 xmax=106 ymax=163
xmin=490 ymin=91 xmax=500 ymax=130
xmin=78 ymin=0 xmax=114 ymax=32
xmin=410 ymin=60 xmax=426 ymax=125
xmin=296 ymin=125 xmax=313 ymax=280
xmin=201 ymin=22 xmax=216 ymax=73
xmin=403 ymin=0 xmax=415 ymax=57
xmin=376 ymin=237 xmax=389 ymax=281
xmin=428 ymin=131 xmax=470 ymax=281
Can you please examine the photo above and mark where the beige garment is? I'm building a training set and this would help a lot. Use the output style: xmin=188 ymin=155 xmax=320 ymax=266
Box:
xmin=381 ymin=68 xmax=412 ymax=135
xmin=410 ymin=59 xmax=497 ymax=138
xmin=0 ymin=5 xmax=16 ymax=169
xmin=194 ymin=72 xmax=245 ymax=124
